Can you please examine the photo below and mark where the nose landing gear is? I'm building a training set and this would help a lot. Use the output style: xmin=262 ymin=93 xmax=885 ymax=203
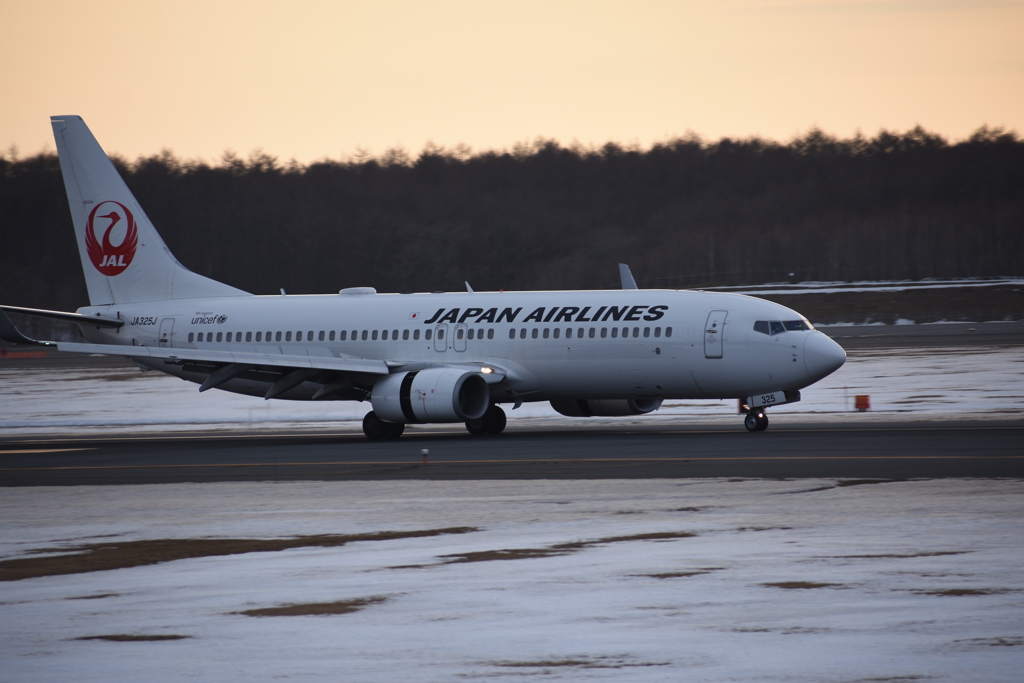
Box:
xmin=744 ymin=411 xmax=769 ymax=432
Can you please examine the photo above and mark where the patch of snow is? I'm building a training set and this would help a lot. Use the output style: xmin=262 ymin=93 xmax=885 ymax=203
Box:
xmin=1 ymin=479 xmax=1022 ymax=682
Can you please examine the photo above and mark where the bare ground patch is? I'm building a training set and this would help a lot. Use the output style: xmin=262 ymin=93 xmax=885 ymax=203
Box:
xmin=832 ymin=551 xmax=969 ymax=560
xmin=910 ymin=588 xmax=1019 ymax=597
xmin=0 ymin=527 xmax=478 ymax=581
xmin=438 ymin=531 xmax=697 ymax=565
xmin=237 ymin=596 xmax=387 ymax=617
xmin=762 ymin=581 xmax=844 ymax=590
xmin=487 ymin=655 xmax=670 ymax=671
xmin=74 ymin=634 xmax=191 ymax=642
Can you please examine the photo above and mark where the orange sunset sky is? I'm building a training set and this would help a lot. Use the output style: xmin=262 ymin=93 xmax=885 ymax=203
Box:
xmin=2 ymin=0 xmax=1022 ymax=164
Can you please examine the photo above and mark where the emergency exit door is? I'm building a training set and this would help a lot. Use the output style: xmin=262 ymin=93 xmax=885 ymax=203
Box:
xmin=158 ymin=318 xmax=174 ymax=347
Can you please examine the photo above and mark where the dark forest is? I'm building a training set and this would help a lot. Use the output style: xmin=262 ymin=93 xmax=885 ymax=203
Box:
xmin=2 ymin=125 xmax=1021 ymax=313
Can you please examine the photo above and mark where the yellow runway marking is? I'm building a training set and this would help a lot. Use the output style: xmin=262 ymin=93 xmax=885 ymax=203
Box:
xmin=2 ymin=454 xmax=1021 ymax=472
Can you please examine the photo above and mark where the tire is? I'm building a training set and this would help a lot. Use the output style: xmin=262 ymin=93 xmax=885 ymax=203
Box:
xmin=465 ymin=418 xmax=487 ymax=435
xmin=384 ymin=420 xmax=406 ymax=439
xmin=363 ymin=411 xmax=387 ymax=440
xmin=756 ymin=414 xmax=769 ymax=431
xmin=483 ymin=405 xmax=507 ymax=435
xmin=363 ymin=411 xmax=405 ymax=440
xmin=744 ymin=413 xmax=760 ymax=432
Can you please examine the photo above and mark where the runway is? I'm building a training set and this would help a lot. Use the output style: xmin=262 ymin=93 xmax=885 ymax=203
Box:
xmin=2 ymin=421 xmax=1021 ymax=485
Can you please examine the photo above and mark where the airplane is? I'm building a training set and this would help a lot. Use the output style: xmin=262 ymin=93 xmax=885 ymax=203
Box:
xmin=0 ymin=116 xmax=846 ymax=439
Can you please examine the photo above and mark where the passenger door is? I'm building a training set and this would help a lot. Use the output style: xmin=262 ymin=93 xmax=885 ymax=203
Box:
xmin=434 ymin=324 xmax=448 ymax=352
xmin=453 ymin=323 xmax=468 ymax=352
xmin=158 ymin=317 xmax=174 ymax=347
xmin=704 ymin=310 xmax=727 ymax=359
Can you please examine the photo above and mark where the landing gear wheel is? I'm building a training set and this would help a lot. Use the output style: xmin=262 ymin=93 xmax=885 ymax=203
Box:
xmin=362 ymin=411 xmax=405 ymax=440
xmin=465 ymin=417 xmax=487 ymax=435
xmin=745 ymin=412 xmax=769 ymax=432
xmin=483 ymin=405 xmax=507 ymax=435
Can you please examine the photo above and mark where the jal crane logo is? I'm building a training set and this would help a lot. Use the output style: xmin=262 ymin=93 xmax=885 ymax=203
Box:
xmin=85 ymin=200 xmax=138 ymax=275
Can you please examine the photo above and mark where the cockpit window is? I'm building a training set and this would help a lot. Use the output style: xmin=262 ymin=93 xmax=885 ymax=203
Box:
xmin=770 ymin=321 xmax=786 ymax=335
xmin=784 ymin=320 xmax=812 ymax=331
xmin=753 ymin=321 xmax=770 ymax=335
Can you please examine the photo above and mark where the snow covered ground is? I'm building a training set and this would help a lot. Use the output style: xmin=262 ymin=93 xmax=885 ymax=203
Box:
xmin=1 ymin=345 xmax=1022 ymax=436
xmin=2 ymin=479 xmax=1022 ymax=682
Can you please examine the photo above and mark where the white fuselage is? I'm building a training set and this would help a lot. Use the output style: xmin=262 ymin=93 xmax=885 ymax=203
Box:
xmin=76 ymin=288 xmax=845 ymax=404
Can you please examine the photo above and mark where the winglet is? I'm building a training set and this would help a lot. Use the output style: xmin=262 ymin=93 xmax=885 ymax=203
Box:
xmin=619 ymin=264 xmax=638 ymax=290
xmin=465 ymin=281 xmax=475 ymax=293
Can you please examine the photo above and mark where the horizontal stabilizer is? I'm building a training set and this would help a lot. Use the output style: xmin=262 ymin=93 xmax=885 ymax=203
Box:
xmin=1 ymin=305 xmax=123 ymax=328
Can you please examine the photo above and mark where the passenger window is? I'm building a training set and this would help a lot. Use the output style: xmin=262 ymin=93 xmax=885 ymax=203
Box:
xmin=188 ymin=332 xmax=194 ymax=342
xmin=456 ymin=328 xmax=464 ymax=340
xmin=437 ymin=329 xmax=445 ymax=340
xmin=600 ymin=327 xmax=607 ymax=338
xmin=329 ymin=331 xmax=335 ymax=341
xmin=372 ymin=330 xmax=379 ymax=340
xmin=275 ymin=331 xmax=282 ymax=342
xmin=643 ymin=327 xmax=650 ymax=338
xmin=414 ymin=329 xmax=420 ymax=340
xmin=654 ymin=327 xmax=661 ymax=337
xmin=392 ymin=329 xmax=398 ymax=339
xmin=361 ymin=330 xmax=368 ymax=340
xmin=589 ymin=328 xmax=595 ymax=338
xmin=487 ymin=329 xmax=494 ymax=339
xmin=754 ymin=321 xmax=770 ymax=335
xmin=566 ymin=328 xmax=573 ymax=339
xmin=217 ymin=332 xmax=223 ymax=342
xmin=226 ymin=332 xmax=232 ymax=342
xmin=308 ymin=331 xmax=313 ymax=340
xmin=468 ymin=329 xmax=474 ymax=340
xmin=611 ymin=328 xmax=618 ymax=338
xmin=296 ymin=331 xmax=303 ymax=342
xmin=339 ymin=330 xmax=347 ymax=341
xmin=403 ymin=330 xmax=409 ymax=340
xmin=665 ymin=327 xmax=673 ymax=337
xmin=382 ymin=330 xmax=388 ymax=340
xmin=351 ymin=330 xmax=357 ymax=340
xmin=770 ymin=321 xmax=786 ymax=336
xmin=246 ymin=331 xmax=253 ymax=342
xmin=553 ymin=328 xmax=560 ymax=339
xmin=425 ymin=329 xmax=432 ymax=340
xmin=542 ymin=328 xmax=549 ymax=339
xmin=532 ymin=328 xmax=538 ymax=339
xmin=632 ymin=327 xmax=639 ymax=338
xmin=509 ymin=328 xmax=516 ymax=339
xmin=256 ymin=331 xmax=262 ymax=342
xmin=520 ymin=328 xmax=527 ymax=339
xmin=319 ymin=331 xmax=325 ymax=341
xmin=622 ymin=327 xmax=629 ymax=337
xmin=285 ymin=331 xmax=292 ymax=342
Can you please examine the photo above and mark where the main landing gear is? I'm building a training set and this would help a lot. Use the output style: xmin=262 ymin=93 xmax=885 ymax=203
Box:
xmin=362 ymin=411 xmax=405 ymax=440
xmin=465 ymin=405 xmax=507 ymax=436
xmin=744 ymin=410 xmax=769 ymax=432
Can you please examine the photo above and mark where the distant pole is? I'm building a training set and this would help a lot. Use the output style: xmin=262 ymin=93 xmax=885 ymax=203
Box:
xmin=421 ymin=448 xmax=429 ymax=466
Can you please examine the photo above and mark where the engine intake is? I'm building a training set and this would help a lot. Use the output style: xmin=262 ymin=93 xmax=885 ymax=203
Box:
xmin=372 ymin=368 xmax=489 ymax=423
xmin=549 ymin=398 xmax=662 ymax=417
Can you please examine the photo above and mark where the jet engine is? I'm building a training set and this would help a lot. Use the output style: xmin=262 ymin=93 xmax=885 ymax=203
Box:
xmin=549 ymin=398 xmax=662 ymax=417
xmin=371 ymin=368 xmax=489 ymax=423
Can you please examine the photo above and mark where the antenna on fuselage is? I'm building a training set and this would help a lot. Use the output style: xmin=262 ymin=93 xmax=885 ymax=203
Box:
xmin=619 ymin=263 xmax=638 ymax=290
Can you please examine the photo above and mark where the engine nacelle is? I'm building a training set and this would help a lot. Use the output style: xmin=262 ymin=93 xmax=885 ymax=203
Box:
xmin=549 ymin=398 xmax=663 ymax=417
xmin=371 ymin=368 xmax=490 ymax=423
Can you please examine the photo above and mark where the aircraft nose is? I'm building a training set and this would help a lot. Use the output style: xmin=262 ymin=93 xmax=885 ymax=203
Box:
xmin=804 ymin=332 xmax=846 ymax=381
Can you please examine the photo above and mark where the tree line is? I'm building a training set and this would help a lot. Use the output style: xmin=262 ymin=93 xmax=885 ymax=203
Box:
xmin=2 ymin=125 xmax=1021 ymax=313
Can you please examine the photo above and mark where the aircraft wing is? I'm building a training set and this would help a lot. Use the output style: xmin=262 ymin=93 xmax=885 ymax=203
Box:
xmin=44 ymin=340 xmax=391 ymax=376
